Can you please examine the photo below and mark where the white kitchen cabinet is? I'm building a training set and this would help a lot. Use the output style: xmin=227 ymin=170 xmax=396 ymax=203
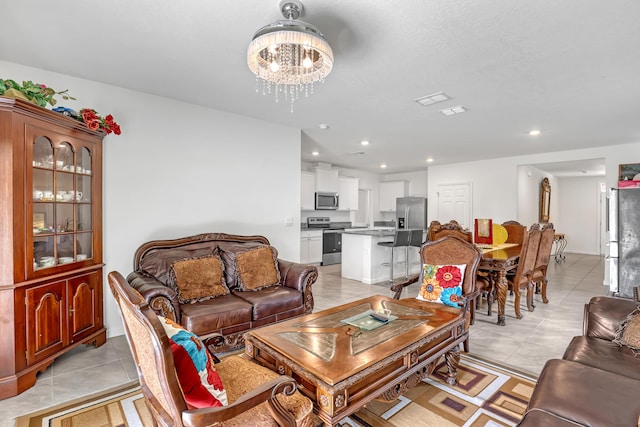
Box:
xmin=315 ymin=168 xmax=339 ymax=192
xmin=338 ymin=176 xmax=359 ymax=211
xmin=301 ymin=172 xmax=316 ymax=210
xmin=300 ymin=230 xmax=322 ymax=264
xmin=379 ymin=180 xmax=409 ymax=212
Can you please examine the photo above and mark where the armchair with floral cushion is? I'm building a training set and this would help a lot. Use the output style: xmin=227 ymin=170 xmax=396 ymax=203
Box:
xmin=109 ymin=271 xmax=314 ymax=427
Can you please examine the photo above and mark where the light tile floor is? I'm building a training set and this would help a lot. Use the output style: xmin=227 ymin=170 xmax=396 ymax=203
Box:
xmin=1 ymin=253 xmax=607 ymax=426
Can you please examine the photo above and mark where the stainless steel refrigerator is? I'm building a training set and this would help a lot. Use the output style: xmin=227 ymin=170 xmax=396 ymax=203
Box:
xmin=396 ymin=197 xmax=428 ymax=230
xmin=606 ymin=188 xmax=640 ymax=298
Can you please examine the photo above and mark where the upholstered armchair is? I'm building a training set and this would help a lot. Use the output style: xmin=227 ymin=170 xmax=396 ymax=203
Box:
xmin=108 ymin=271 xmax=314 ymax=427
xmin=390 ymin=235 xmax=482 ymax=352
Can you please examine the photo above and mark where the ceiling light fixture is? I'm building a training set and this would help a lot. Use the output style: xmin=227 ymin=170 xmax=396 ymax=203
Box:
xmin=380 ymin=163 xmax=387 ymax=169
xmin=440 ymin=106 xmax=467 ymax=116
xmin=311 ymin=150 xmax=319 ymax=156
xmin=318 ymin=123 xmax=330 ymax=129
xmin=426 ymin=157 xmax=434 ymax=163
xmin=529 ymin=129 xmax=541 ymax=136
xmin=361 ymin=140 xmax=369 ymax=146
xmin=247 ymin=0 xmax=334 ymax=111
xmin=414 ymin=91 xmax=451 ymax=106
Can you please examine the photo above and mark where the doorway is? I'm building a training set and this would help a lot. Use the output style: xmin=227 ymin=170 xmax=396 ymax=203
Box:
xmin=436 ymin=183 xmax=472 ymax=229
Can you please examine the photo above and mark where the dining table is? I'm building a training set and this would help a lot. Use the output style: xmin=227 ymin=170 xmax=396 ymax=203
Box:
xmin=477 ymin=243 xmax=522 ymax=326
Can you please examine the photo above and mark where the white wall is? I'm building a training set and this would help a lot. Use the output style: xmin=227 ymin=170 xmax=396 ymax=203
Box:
xmin=557 ymin=177 xmax=605 ymax=255
xmin=2 ymin=61 xmax=302 ymax=338
xmin=517 ymin=165 xmax=557 ymax=226
xmin=428 ymin=143 xmax=640 ymax=254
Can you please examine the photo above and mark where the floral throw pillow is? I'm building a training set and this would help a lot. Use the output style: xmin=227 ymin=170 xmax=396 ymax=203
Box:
xmin=416 ymin=264 xmax=467 ymax=308
xmin=158 ymin=316 xmax=228 ymax=408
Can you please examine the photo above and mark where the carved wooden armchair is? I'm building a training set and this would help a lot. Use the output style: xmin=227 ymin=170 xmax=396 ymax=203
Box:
xmin=108 ymin=271 xmax=314 ymax=427
xmin=501 ymin=220 xmax=526 ymax=244
xmin=390 ymin=235 xmax=482 ymax=352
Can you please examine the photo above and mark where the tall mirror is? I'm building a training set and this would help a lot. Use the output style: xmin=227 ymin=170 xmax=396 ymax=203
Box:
xmin=539 ymin=177 xmax=551 ymax=222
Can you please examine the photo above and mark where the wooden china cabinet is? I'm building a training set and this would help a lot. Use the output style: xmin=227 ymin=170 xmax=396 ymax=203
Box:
xmin=0 ymin=97 xmax=106 ymax=399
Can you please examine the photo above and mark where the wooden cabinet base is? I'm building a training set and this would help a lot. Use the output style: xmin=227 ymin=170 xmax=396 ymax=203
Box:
xmin=0 ymin=328 xmax=106 ymax=400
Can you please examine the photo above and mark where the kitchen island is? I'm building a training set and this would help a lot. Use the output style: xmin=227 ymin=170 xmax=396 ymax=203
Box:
xmin=341 ymin=229 xmax=423 ymax=284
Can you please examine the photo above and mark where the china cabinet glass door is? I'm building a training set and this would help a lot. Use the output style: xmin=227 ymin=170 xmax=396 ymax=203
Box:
xmin=31 ymin=133 xmax=94 ymax=274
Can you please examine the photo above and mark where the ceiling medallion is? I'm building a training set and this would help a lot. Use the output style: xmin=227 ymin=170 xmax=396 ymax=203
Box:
xmin=247 ymin=0 xmax=334 ymax=111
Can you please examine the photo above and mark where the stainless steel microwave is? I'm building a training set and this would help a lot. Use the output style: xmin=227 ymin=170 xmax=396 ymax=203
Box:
xmin=315 ymin=192 xmax=339 ymax=210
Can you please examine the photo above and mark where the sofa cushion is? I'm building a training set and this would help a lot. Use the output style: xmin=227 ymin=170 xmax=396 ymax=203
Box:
xmin=170 ymin=255 xmax=229 ymax=304
xmin=180 ymin=294 xmax=253 ymax=336
xmin=139 ymin=248 xmax=216 ymax=286
xmin=416 ymin=264 xmax=466 ymax=307
xmin=158 ymin=316 xmax=228 ymax=409
xmin=586 ymin=296 xmax=638 ymax=341
xmin=613 ymin=306 xmax=640 ymax=355
xmin=217 ymin=241 xmax=274 ymax=289
xmin=527 ymin=359 xmax=640 ymax=427
xmin=235 ymin=246 xmax=280 ymax=291
xmin=518 ymin=409 xmax=587 ymax=427
xmin=563 ymin=335 xmax=640 ymax=380
xmin=233 ymin=286 xmax=303 ymax=320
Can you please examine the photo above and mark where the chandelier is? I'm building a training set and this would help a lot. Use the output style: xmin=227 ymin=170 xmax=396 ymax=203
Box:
xmin=247 ymin=0 xmax=334 ymax=111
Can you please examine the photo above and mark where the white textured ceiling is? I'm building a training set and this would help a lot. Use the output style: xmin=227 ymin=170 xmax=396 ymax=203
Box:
xmin=2 ymin=0 xmax=639 ymax=173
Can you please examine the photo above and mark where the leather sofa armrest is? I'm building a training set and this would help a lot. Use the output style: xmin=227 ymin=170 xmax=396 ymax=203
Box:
xmin=277 ymin=259 xmax=318 ymax=313
xmin=127 ymin=271 xmax=181 ymax=322
xmin=584 ymin=296 xmax=638 ymax=341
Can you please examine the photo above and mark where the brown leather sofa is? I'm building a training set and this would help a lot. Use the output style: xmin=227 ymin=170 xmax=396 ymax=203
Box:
xmin=127 ymin=233 xmax=318 ymax=353
xmin=518 ymin=295 xmax=640 ymax=426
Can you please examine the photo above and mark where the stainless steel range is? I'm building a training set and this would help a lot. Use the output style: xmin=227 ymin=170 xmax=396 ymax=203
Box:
xmin=307 ymin=217 xmax=344 ymax=265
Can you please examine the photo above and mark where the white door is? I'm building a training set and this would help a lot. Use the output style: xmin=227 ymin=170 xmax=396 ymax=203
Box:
xmin=437 ymin=183 xmax=472 ymax=229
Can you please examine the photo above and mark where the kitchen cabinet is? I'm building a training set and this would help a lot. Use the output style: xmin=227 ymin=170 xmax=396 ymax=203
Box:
xmin=0 ymin=97 xmax=106 ymax=399
xmin=301 ymin=172 xmax=316 ymax=210
xmin=338 ymin=176 xmax=359 ymax=211
xmin=300 ymin=230 xmax=322 ymax=264
xmin=315 ymin=168 xmax=339 ymax=193
xmin=379 ymin=180 xmax=409 ymax=212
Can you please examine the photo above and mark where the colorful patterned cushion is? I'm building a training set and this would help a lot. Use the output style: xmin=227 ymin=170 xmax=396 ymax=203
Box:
xmin=416 ymin=264 xmax=467 ymax=307
xmin=613 ymin=307 xmax=640 ymax=355
xmin=169 ymin=255 xmax=229 ymax=304
xmin=158 ymin=316 xmax=228 ymax=408
xmin=235 ymin=246 xmax=280 ymax=291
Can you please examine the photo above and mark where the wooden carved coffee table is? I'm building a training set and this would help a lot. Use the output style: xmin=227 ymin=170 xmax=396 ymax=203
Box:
xmin=244 ymin=295 xmax=467 ymax=426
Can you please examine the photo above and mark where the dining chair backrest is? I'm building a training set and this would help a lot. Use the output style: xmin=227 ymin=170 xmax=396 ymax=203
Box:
xmin=513 ymin=224 xmax=542 ymax=287
xmin=428 ymin=220 xmax=473 ymax=243
xmin=419 ymin=235 xmax=482 ymax=296
xmin=534 ymin=223 xmax=555 ymax=276
xmin=502 ymin=220 xmax=526 ymax=245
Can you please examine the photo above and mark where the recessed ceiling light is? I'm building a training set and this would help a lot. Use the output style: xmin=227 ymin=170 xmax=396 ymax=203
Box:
xmin=361 ymin=140 xmax=369 ymax=146
xmin=414 ymin=91 xmax=451 ymax=106
xmin=440 ymin=105 xmax=467 ymax=116
xmin=319 ymin=124 xmax=330 ymax=129
xmin=380 ymin=163 xmax=387 ymax=169
xmin=529 ymin=129 xmax=541 ymax=136
xmin=426 ymin=157 xmax=434 ymax=163
xmin=311 ymin=151 xmax=319 ymax=156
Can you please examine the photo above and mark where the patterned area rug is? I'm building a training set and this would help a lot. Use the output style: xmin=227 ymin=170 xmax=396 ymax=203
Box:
xmin=14 ymin=355 xmax=536 ymax=427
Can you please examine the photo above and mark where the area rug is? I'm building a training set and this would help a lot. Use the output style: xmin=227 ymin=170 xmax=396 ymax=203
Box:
xmin=14 ymin=355 xmax=536 ymax=427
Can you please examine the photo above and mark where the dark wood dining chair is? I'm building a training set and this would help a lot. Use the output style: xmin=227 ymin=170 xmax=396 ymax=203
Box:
xmin=428 ymin=220 xmax=473 ymax=242
xmin=507 ymin=224 xmax=542 ymax=319
xmin=502 ymin=220 xmax=526 ymax=244
xmin=107 ymin=271 xmax=313 ymax=427
xmin=390 ymin=235 xmax=482 ymax=353
xmin=532 ymin=223 xmax=555 ymax=304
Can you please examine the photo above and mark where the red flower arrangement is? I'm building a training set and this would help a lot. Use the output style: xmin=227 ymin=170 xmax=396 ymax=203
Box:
xmin=79 ymin=108 xmax=121 ymax=135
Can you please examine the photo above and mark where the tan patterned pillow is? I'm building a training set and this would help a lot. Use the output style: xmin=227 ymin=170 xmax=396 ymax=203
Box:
xmin=236 ymin=246 xmax=280 ymax=291
xmin=613 ymin=306 xmax=640 ymax=355
xmin=170 ymin=255 xmax=229 ymax=304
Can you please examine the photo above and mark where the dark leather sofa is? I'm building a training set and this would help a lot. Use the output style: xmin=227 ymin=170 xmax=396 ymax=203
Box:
xmin=127 ymin=233 xmax=318 ymax=353
xmin=518 ymin=295 xmax=640 ymax=426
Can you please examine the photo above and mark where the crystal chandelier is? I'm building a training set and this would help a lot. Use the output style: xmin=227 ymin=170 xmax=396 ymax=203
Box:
xmin=247 ymin=0 xmax=334 ymax=111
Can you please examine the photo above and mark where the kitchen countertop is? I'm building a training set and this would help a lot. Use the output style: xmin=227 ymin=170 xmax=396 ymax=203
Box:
xmin=342 ymin=229 xmax=395 ymax=237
